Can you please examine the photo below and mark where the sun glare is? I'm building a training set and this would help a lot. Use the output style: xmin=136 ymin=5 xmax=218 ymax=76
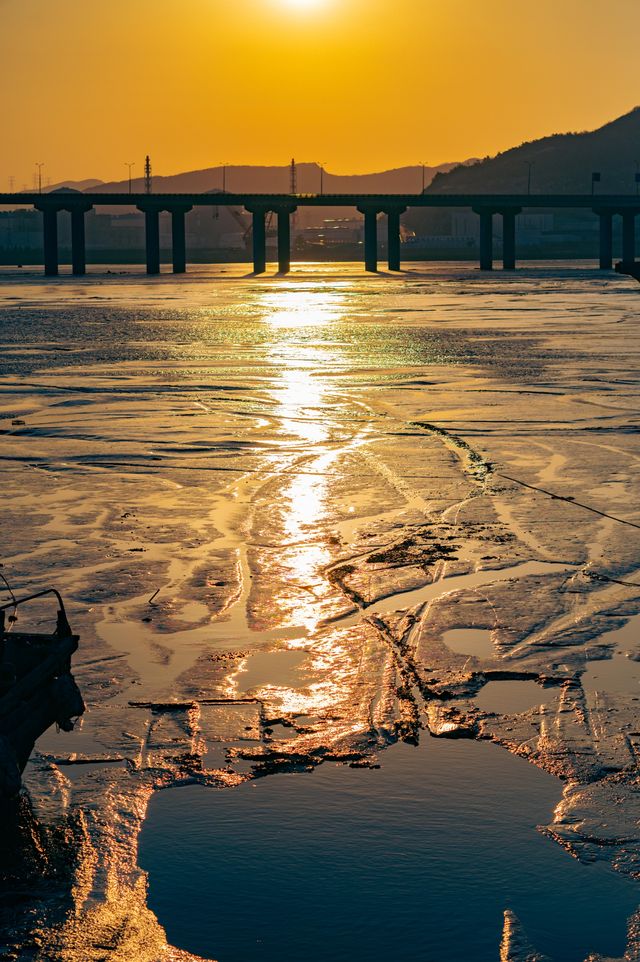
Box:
xmin=279 ymin=0 xmax=325 ymax=10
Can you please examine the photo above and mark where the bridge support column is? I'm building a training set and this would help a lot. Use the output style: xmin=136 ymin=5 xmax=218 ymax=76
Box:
xmin=140 ymin=208 xmax=160 ymax=275
xmin=171 ymin=207 xmax=190 ymax=274
xmin=501 ymin=209 xmax=518 ymax=270
xmin=41 ymin=208 xmax=59 ymax=277
xmin=358 ymin=207 xmax=378 ymax=272
xmin=250 ymin=210 xmax=267 ymax=274
xmin=622 ymin=212 xmax=636 ymax=269
xmin=71 ymin=208 xmax=88 ymax=276
xmin=597 ymin=212 xmax=613 ymax=270
xmin=475 ymin=209 xmax=494 ymax=270
xmin=386 ymin=207 xmax=405 ymax=271
xmin=277 ymin=209 xmax=291 ymax=274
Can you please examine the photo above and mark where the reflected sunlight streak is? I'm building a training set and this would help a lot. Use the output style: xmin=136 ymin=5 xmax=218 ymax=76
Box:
xmin=262 ymin=286 xmax=348 ymax=635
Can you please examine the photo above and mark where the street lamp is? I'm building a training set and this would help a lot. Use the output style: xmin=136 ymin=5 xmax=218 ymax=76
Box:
xmin=317 ymin=162 xmax=326 ymax=195
xmin=35 ymin=162 xmax=44 ymax=194
xmin=220 ymin=162 xmax=229 ymax=192
xmin=125 ymin=162 xmax=135 ymax=195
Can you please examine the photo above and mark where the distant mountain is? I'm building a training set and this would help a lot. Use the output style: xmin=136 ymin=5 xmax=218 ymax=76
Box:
xmin=89 ymin=162 xmax=466 ymax=196
xmin=46 ymin=178 xmax=103 ymax=192
xmin=427 ymin=108 xmax=640 ymax=195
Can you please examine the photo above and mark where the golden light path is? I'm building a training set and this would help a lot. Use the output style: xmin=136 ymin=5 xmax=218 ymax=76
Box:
xmin=263 ymin=285 xmax=343 ymax=637
xmin=230 ymin=282 xmax=362 ymax=717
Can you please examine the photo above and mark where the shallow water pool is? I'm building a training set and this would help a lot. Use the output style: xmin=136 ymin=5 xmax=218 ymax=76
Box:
xmin=138 ymin=737 xmax=638 ymax=962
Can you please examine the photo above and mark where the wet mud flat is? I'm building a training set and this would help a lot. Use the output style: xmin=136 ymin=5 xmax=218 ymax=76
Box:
xmin=1 ymin=263 xmax=640 ymax=960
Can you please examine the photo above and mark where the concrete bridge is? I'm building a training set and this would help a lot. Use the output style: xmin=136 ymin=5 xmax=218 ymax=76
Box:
xmin=0 ymin=192 xmax=638 ymax=276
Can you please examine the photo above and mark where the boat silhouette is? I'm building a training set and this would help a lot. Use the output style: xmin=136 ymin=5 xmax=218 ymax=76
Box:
xmin=0 ymin=589 xmax=85 ymax=797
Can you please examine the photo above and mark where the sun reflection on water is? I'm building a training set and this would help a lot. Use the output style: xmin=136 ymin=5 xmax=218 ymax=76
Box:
xmin=259 ymin=285 xmax=349 ymax=636
xmin=259 ymin=285 xmax=347 ymax=329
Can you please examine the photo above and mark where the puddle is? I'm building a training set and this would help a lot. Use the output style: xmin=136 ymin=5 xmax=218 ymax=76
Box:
xmin=138 ymin=738 xmax=638 ymax=962
xmin=35 ymin=725 xmax=108 ymax=757
xmin=332 ymin=560 xmax=574 ymax=631
xmin=583 ymin=650 xmax=640 ymax=694
xmin=444 ymin=627 xmax=494 ymax=659
xmin=475 ymin=680 xmax=547 ymax=715
xmin=235 ymin=649 xmax=312 ymax=692
xmin=265 ymin=722 xmax=298 ymax=740
xmin=582 ymin=612 xmax=640 ymax=695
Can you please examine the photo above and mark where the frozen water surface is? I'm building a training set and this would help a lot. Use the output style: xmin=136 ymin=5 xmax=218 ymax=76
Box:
xmin=2 ymin=263 xmax=640 ymax=961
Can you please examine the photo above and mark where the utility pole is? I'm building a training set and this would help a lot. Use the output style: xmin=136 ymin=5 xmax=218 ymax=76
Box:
xmin=290 ymin=158 xmax=297 ymax=233
xmin=526 ymin=162 xmax=533 ymax=195
xmin=125 ymin=162 xmax=135 ymax=195
xmin=8 ymin=175 xmax=14 ymax=192
xmin=420 ymin=161 xmax=428 ymax=193
xmin=317 ymin=162 xmax=325 ymax=195
xmin=144 ymin=155 xmax=152 ymax=194
xmin=36 ymin=162 xmax=44 ymax=194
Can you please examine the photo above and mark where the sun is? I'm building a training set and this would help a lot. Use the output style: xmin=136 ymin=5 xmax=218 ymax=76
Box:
xmin=279 ymin=0 xmax=325 ymax=10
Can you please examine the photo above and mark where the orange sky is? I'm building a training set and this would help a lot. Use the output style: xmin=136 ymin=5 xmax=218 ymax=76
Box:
xmin=2 ymin=0 xmax=639 ymax=187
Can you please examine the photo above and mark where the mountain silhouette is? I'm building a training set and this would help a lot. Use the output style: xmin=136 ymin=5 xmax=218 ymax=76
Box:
xmin=84 ymin=162 xmax=466 ymax=196
xmin=427 ymin=107 xmax=640 ymax=195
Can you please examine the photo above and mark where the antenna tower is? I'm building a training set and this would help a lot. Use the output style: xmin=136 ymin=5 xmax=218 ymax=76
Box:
xmin=144 ymin=155 xmax=152 ymax=194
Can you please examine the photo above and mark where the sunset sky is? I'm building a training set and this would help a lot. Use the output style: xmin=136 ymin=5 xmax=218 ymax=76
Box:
xmin=2 ymin=0 xmax=640 ymax=186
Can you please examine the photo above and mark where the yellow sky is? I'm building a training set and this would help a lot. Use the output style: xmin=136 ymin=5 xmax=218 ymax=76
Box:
xmin=2 ymin=0 xmax=639 ymax=186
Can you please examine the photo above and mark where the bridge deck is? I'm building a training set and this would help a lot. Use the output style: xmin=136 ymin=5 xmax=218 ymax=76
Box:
xmin=1 ymin=192 xmax=639 ymax=209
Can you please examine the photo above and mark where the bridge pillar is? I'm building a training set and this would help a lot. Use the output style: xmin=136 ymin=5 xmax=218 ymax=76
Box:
xmin=70 ymin=208 xmax=89 ymax=276
xmin=248 ymin=209 xmax=267 ymax=274
xmin=474 ymin=209 xmax=494 ymax=270
xmin=386 ymin=207 xmax=405 ymax=271
xmin=40 ymin=207 xmax=59 ymax=277
xmin=171 ymin=207 xmax=191 ymax=274
xmin=501 ymin=209 xmax=519 ymax=270
xmin=358 ymin=207 xmax=378 ymax=272
xmin=597 ymin=211 xmax=613 ymax=270
xmin=276 ymin=208 xmax=293 ymax=274
xmin=138 ymin=208 xmax=161 ymax=275
xmin=622 ymin=211 xmax=636 ymax=269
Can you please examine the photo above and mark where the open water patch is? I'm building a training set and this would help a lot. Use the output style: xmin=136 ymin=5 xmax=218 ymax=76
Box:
xmin=582 ymin=612 xmax=640 ymax=695
xmin=235 ymin=648 xmax=312 ymax=692
xmin=138 ymin=738 xmax=638 ymax=962
xmin=475 ymin=680 xmax=547 ymax=714
xmin=443 ymin=627 xmax=494 ymax=659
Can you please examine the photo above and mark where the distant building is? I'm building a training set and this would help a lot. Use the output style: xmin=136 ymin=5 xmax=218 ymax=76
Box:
xmin=451 ymin=211 xmax=553 ymax=242
xmin=0 ymin=210 xmax=42 ymax=249
xmin=298 ymin=218 xmax=363 ymax=246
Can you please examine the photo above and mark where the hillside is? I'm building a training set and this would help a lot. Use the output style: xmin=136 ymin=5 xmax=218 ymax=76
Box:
xmin=46 ymin=178 xmax=104 ymax=192
xmin=89 ymin=162 xmax=463 ymax=196
xmin=426 ymin=108 xmax=640 ymax=196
